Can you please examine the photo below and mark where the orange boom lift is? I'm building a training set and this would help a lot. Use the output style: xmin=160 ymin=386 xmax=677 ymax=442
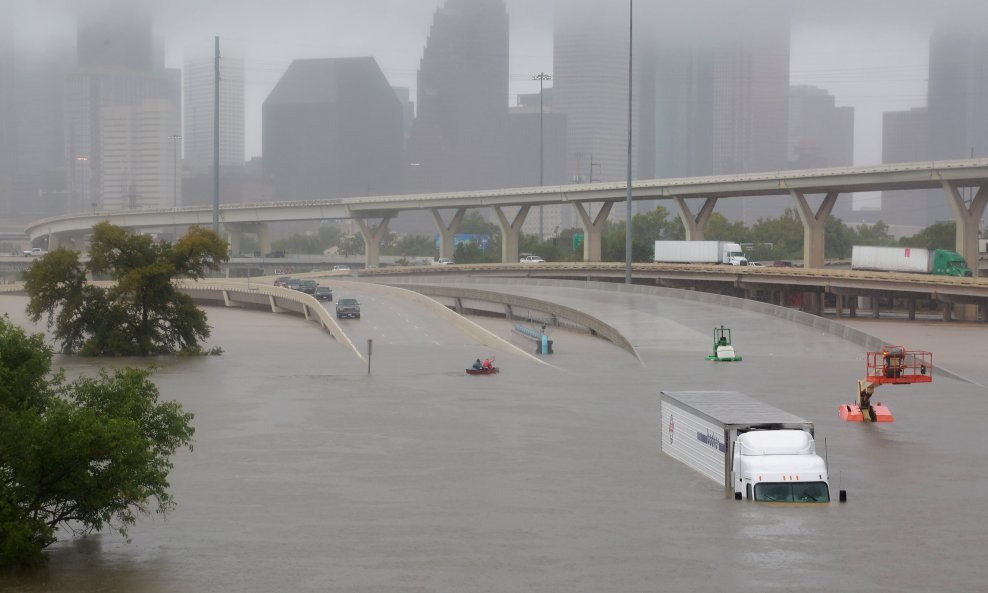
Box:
xmin=839 ymin=346 xmax=932 ymax=423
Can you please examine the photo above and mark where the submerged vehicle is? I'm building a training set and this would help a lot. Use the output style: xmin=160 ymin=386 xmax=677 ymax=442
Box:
xmin=705 ymin=326 xmax=741 ymax=361
xmin=660 ymin=390 xmax=845 ymax=503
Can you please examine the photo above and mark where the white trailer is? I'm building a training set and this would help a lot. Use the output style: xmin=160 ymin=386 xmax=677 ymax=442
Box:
xmin=653 ymin=241 xmax=747 ymax=265
xmin=660 ymin=390 xmax=843 ymax=503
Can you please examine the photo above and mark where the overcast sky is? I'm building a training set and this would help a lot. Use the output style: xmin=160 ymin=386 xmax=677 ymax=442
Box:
xmin=5 ymin=0 xmax=985 ymax=167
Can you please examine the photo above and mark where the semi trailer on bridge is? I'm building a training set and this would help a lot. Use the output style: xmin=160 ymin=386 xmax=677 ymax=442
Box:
xmin=660 ymin=390 xmax=844 ymax=503
xmin=653 ymin=241 xmax=748 ymax=266
xmin=851 ymin=245 xmax=972 ymax=277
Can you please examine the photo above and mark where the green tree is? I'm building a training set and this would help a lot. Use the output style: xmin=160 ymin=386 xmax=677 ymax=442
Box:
xmin=0 ymin=316 xmax=195 ymax=568
xmin=899 ymin=221 xmax=956 ymax=250
xmin=850 ymin=220 xmax=896 ymax=247
xmin=23 ymin=222 xmax=228 ymax=356
xmin=704 ymin=212 xmax=749 ymax=244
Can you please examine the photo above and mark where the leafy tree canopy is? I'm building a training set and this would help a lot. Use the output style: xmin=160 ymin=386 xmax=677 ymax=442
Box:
xmin=0 ymin=316 xmax=194 ymax=569
xmin=23 ymin=223 xmax=228 ymax=356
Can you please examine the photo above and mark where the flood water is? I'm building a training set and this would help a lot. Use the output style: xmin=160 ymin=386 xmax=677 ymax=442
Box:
xmin=1 ymin=282 xmax=987 ymax=593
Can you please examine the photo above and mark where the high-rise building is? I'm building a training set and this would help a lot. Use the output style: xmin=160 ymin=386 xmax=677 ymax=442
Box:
xmin=64 ymin=2 xmax=180 ymax=214
xmin=928 ymin=29 xmax=988 ymax=162
xmin=879 ymin=107 xmax=932 ymax=230
xmin=263 ymin=57 xmax=403 ymax=201
xmin=0 ymin=28 xmax=15 ymax=222
xmin=511 ymin=90 xmax=568 ymax=236
xmin=404 ymin=0 xmax=510 ymax=194
xmin=553 ymin=0 xmax=639 ymax=219
xmin=788 ymin=85 xmax=854 ymax=222
xmin=183 ymin=51 xmax=245 ymax=177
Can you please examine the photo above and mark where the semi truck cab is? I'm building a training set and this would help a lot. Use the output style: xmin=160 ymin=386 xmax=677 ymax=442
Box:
xmin=731 ymin=430 xmax=831 ymax=502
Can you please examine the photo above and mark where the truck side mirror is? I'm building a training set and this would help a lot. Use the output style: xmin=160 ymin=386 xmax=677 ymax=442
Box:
xmin=839 ymin=490 xmax=847 ymax=503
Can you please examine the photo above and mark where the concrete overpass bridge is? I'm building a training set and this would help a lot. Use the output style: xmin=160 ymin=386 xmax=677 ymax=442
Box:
xmin=24 ymin=158 xmax=988 ymax=275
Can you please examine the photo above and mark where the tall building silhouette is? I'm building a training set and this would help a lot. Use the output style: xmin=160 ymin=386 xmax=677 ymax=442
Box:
xmin=553 ymin=1 xmax=639 ymax=223
xmin=0 ymin=28 xmax=14 ymax=222
xmin=65 ymin=1 xmax=180 ymax=213
xmin=184 ymin=49 xmax=245 ymax=177
xmin=263 ymin=57 xmax=403 ymax=201
xmin=403 ymin=0 xmax=510 ymax=194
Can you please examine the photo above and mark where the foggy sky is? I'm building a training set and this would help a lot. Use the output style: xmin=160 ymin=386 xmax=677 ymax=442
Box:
xmin=4 ymin=0 xmax=988 ymax=165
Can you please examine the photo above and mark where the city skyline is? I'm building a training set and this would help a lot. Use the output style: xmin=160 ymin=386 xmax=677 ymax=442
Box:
xmin=7 ymin=0 xmax=983 ymax=166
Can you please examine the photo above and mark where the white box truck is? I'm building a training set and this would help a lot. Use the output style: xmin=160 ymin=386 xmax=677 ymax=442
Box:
xmin=851 ymin=245 xmax=972 ymax=277
xmin=660 ymin=390 xmax=844 ymax=503
xmin=653 ymin=240 xmax=747 ymax=265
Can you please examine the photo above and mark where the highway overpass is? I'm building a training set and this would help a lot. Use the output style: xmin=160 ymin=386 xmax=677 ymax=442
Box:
xmin=23 ymin=158 xmax=988 ymax=274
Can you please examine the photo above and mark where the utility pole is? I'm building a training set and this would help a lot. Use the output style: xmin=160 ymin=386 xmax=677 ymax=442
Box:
xmin=213 ymin=36 xmax=220 ymax=233
xmin=533 ymin=72 xmax=551 ymax=242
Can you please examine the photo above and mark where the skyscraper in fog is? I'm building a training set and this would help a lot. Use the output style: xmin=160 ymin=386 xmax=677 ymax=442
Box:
xmin=404 ymin=0 xmax=510 ymax=194
xmin=184 ymin=51 xmax=245 ymax=176
xmin=263 ymin=57 xmax=403 ymax=201
xmin=64 ymin=1 xmax=180 ymax=213
xmin=0 ymin=28 xmax=14 ymax=222
xmin=553 ymin=0 xmax=639 ymax=214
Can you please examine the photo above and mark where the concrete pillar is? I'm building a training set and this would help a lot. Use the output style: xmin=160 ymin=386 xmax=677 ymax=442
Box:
xmin=835 ymin=294 xmax=843 ymax=318
xmin=944 ymin=182 xmax=987 ymax=320
xmin=573 ymin=201 xmax=613 ymax=262
xmin=942 ymin=301 xmax=953 ymax=322
xmin=257 ymin=223 xmax=271 ymax=256
xmin=432 ymin=208 xmax=466 ymax=260
xmin=493 ymin=205 xmax=530 ymax=264
xmin=908 ymin=298 xmax=916 ymax=320
xmin=225 ymin=224 xmax=243 ymax=256
xmin=673 ymin=196 xmax=718 ymax=241
xmin=790 ymin=190 xmax=838 ymax=270
xmin=943 ymin=182 xmax=988 ymax=277
xmin=849 ymin=296 xmax=857 ymax=318
xmin=353 ymin=217 xmax=391 ymax=268
xmin=47 ymin=231 xmax=61 ymax=250
xmin=872 ymin=295 xmax=880 ymax=319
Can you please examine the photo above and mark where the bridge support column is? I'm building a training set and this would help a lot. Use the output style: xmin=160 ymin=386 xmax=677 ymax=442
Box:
xmin=573 ymin=202 xmax=613 ymax=262
xmin=791 ymin=190 xmax=838 ymax=270
xmin=944 ymin=182 xmax=987 ymax=320
xmin=47 ymin=231 xmax=61 ymax=251
xmin=257 ymin=223 xmax=271 ymax=257
xmin=908 ymin=297 xmax=917 ymax=320
xmin=354 ymin=217 xmax=391 ymax=268
xmin=835 ymin=294 xmax=843 ymax=318
xmin=673 ymin=197 xmax=718 ymax=241
xmin=432 ymin=208 xmax=466 ymax=260
xmin=225 ymin=224 xmax=244 ymax=256
xmin=493 ymin=205 xmax=530 ymax=264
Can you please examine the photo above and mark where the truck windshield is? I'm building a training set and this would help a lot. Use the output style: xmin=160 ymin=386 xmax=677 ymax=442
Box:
xmin=754 ymin=482 xmax=830 ymax=503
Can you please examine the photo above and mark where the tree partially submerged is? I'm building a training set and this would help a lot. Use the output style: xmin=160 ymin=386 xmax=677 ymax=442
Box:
xmin=23 ymin=223 xmax=228 ymax=356
xmin=0 ymin=316 xmax=195 ymax=568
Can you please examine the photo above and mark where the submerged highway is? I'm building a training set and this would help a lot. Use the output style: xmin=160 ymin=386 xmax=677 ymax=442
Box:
xmin=1 ymin=278 xmax=986 ymax=592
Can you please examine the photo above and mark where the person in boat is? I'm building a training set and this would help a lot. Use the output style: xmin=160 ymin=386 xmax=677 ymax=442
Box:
xmin=482 ymin=357 xmax=493 ymax=370
xmin=472 ymin=358 xmax=483 ymax=371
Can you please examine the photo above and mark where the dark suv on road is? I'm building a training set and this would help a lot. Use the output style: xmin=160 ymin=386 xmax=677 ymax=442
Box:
xmin=335 ymin=298 xmax=360 ymax=319
xmin=313 ymin=286 xmax=333 ymax=301
xmin=298 ymin=279 xmax=318 ymax=294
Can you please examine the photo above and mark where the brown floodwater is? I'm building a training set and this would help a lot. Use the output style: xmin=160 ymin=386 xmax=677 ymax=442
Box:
xmin=1 ymin=283 xmax=986 ymax=593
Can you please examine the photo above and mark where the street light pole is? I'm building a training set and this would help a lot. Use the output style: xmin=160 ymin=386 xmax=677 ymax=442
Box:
xmin=533 ymin=72 xmax=551 ymax=242
xmin=624 ymin=0 xmax=634 ymax=284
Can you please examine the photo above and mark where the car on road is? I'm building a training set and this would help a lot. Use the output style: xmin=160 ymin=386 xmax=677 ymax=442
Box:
xmin=285 ymin=278 xmax=302 ymax=291
xmin=336 ymin=298 xmax=360 ymax=319
xmin=434 ymin=258 xmax=455 ymax=265
xmin=274 ymin=276 xmax=292 ymax=287
xmin=520 ymin=254 xmax=546 ymax=263
xmin=313 ymin=286 xmax=333 ymax=301
xmin=23 ymin=247 xmax=47 ymax=257
xmin=747 ymin=262 xmax=765 ymax=267
xmin=298 ymin=279 xmax=319 ymax=294
xmin=332 ymin=264 xmax=350 ymax=271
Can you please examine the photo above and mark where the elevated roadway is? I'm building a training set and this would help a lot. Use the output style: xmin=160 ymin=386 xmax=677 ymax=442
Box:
xmin=23 ymin=158 xmax=988 ymax=272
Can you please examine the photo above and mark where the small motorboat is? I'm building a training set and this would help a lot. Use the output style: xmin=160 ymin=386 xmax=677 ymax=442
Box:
xmin=466 ymin=366 xmax=499 ymax=375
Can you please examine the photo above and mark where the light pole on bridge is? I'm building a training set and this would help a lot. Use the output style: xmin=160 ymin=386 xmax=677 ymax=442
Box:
xmin=533 ymin=72 xmax=551 ymax=242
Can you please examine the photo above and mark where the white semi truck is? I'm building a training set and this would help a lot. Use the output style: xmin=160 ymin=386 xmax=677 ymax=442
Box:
xmin=850 ymin=245 xmax=971 ymax=277
xmin=660 ymin=390 xmax=844 ymax=503
xmin=653 ymin=240 xmax=748 ymax=265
